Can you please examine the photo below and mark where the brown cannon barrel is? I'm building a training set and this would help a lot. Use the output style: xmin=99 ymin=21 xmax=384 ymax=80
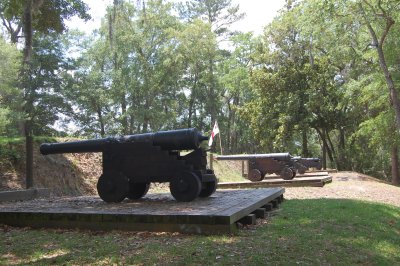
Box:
xmin=297 ymin=157 xmax=322 ymax=169
xmin=40 ymin=128 xmax=208 ymax=155
xmin=216 ymin=153 xmax=293 ymax=161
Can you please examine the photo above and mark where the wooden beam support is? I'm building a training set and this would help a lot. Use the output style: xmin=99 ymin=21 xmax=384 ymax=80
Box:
xmin=252 ymin=208 xmax=267 ymax=219
xmin=237 ymin=214 xmax=256 ymax=225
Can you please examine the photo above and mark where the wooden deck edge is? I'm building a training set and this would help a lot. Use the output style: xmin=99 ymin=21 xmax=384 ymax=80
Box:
xmin=218 ymin=176 xmax=332 ymax=189
xmin=0 ymin=212 xmax=238 ymax=235
xmin=227 ymin=188 xmax=284 ymax=223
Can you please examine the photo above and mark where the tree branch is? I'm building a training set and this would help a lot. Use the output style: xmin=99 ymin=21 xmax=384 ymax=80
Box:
xmin=358 ymin=3 xmax=379 ymax=47
xmin=379 ymin=16 xmax=394 ymax=46
xmin=362 ymin=0 xmax=378 ymax=15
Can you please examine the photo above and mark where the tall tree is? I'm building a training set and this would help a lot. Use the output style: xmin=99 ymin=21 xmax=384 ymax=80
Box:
xmin=0 ymin=37 xmax=20 ymax=135
xmin=66 ymin=0 xmax=183 ymax=135
xmin=301 ymin=0 xmax=400 ymax=182
xmin=65 ymin=33 xmax=114 ymax=137
xmin=175 ymin=19 xmax=217 ymax=130
xmin=0 ymin=0 xmax=90 ymax=188
xmin=177 ymin=0 xmax=244 ymax=131
xmin=105 ymin=0 xmax=182 ymax=132
xmin=220 ymin=32 xmax=255 ymax=153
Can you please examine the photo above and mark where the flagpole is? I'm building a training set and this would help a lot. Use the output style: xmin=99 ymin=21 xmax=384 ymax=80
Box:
xmin=218 ymin=132 xmax=223 ymax=155
xmin=209 ymin=120 xmax=222 ymax=154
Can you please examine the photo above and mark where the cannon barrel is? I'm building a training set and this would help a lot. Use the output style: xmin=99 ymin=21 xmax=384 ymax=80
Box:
xmin=216 ymin=153 xmax=293 ymax=161
xmin=300 ymin=157 xmax=320 ymax=161
xmin=40 ymin=138 xmax=113 ymax=155
xmin=40 ymin=128 xmax=208 ymax=155
xmin=292 ymin=156 xmax=320 ymax=160
xmin=297 ymin=157 xmax=322 ymax=169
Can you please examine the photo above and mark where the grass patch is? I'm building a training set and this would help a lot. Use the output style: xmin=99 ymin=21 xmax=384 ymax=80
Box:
xmin=0 ymin=136 xmax=57 ymax=163
xmin=210 ymin=154 xmax=244 ymax=183
xmin=1 ymin=198 xmax=399 ymax=265
xmin=0 ymin=138 xmax=23 ymax=162
xmin=0 ymin=136 xmax=57 ymax=145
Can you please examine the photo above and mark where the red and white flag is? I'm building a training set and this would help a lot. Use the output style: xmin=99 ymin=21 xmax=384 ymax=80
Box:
xmin=208 ymin=120 xmax=220 ymax=146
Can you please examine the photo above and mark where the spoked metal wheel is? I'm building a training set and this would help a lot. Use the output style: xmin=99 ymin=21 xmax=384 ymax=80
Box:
xmin=291 ymin=167 xmax=297 ymax=178
xmin=248 ymin=169 xmax=264 ymax=182
xmin=97 ymin=171 xmax=129 ymax=203
xmin=199 ymin=180 xmax=217 ymax=198
xmin=297 ymin=164 xmax=307 ymax=175
xmin=170 ymin=171 xmax=201 ymax=202
xmin=126 ymin=182 xmax=150 ymax=200
xmin=280 ymin=167 xmax=295 ymax=180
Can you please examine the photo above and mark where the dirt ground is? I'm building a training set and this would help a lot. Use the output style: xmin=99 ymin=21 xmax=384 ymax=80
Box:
xmin=284 ymin=171 xmax=400 ymax=207
xmin=0 ymin=144 xmax=100 ymax=195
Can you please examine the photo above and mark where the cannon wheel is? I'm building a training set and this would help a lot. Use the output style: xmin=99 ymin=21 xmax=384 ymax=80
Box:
xmin=280 ymin=167 xmax=294 ymax=180
xmin=298 ymin=164 xmax=307 ymax=175
xmin=291 ymin=167 xmax=297 ymax=178
xmin=170 ymin=171 xmax=201 ymax=202
xmin=97 ymin=171 xmax=129 ymax=203
xmin=248 ymin=169 xmax=263 ymax=182
xmin=199 ymin=180 xmax=217 ymax=198
xmin=126 ymin=182 xmax=150 ymax=200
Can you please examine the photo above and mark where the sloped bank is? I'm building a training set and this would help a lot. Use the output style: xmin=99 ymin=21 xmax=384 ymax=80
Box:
xmin=0 ymin=138 xmax=100 ymax=196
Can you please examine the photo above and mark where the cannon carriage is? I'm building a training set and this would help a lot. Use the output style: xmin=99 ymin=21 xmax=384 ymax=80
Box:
xmin=216 ymin=153 xmax=321 ymax=182
xmin=216 ymin=153 xmax=298 ymax=181
xmin=292 ymin=157 xmax=322 ymax=171
xmin=40 ymin=128 xmax=217 ymax=202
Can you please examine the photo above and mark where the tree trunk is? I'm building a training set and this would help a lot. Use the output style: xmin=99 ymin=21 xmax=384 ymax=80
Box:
xmin=23 ymin=1 xmax=33 ymax=64
xmin=96 ymin=107 xmax=105 ymax=137
xmin=188 ymin=72 xmax=199 ymax=128
xmin=359 ymin=4 xmax=400 ymax=128
xmin=321 ymin=130 xmax=327 ymax=170
xmin=129 ymin=113 xmax=135 ymax=134
xmin=339 ymin=127 xmax=346 ymax=169
xmin=227 ymin=102 xmax=232 ymax=153
xmin=23 ymin=0 xmax=33 ymax=189
xmin=302 ymin=128 xmax=309 ymax=157
xmin=326 ymin=130 xmax=340 ymax=170
xmin=322 ymin=141 xmax=327 ymax=170
xmin=121 ymin=95 xmax=128 ymax=134
xmin=392 ymin=144 xmax=400 ymax=185
xmin=375 ymin=44 xmax=400 ymax=129
xmin=188 ymin=92 xmax=195 ymax=128
xmin=24 ymin=122 xmax=33 ymax=188
xmin=208 ymin=59 xmax=217 ymax=124
xmin=315 ymin=128 xmax=334 ymax=165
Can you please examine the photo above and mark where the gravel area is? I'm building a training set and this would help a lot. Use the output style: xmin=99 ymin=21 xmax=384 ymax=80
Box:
xmin=284 ymin=171 xmax=400 ymax=207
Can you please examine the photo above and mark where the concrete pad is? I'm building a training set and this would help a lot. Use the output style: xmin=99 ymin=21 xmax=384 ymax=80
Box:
xmin=0 ymin=188 xmax=50 ymax=202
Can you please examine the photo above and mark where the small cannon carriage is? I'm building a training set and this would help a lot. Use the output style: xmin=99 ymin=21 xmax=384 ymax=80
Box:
xmin=216 ymin=153 xmax=298 ymax=181
xmin=293 ymin=157 xmax=322 ymax=171
xmin=40 ymin=128 xmax=217 ymax=202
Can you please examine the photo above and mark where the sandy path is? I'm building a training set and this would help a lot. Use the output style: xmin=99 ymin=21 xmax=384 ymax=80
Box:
xmin=284 ymin=171 xmax=400 ymax=207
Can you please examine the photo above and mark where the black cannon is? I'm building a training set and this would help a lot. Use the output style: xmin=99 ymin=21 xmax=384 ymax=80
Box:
xmin=216 ymin=153 xmax=297 ymax=181
xmin=40 ymin=128 xmax=218 ymax=202
xmin=293 ymin=157 xmax=322 ymax=171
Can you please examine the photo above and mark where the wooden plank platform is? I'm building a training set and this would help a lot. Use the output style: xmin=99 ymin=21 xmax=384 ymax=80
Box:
xmin=218 ymin=175 xmax=332 ymax=189
xmin=296 ymin=171 xmax=329 ymax=177
xmin=315 ymin=169 xmax=338 ymax=173
xmin=0 ymin=188 xmax=284 ymax=235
